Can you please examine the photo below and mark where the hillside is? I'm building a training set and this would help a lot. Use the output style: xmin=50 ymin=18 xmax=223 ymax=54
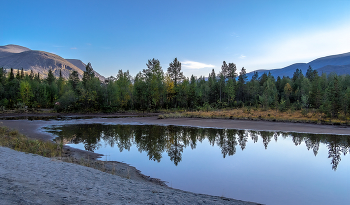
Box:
xmin=0 ymin=44 xmax=104 ymax=81
xmin=247 ymin=52 xmax=350 ymax=79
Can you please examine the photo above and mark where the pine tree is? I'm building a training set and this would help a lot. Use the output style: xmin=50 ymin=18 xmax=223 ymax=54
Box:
xmin=16 ymin=69 xmax=20 ymax=80
xmin=20 ymin=68 xmax=24 ymax=79
xmin=83 ymin=62 xmax=95 ymax=86
xmin=220 ymin=61 xmax=228 ymax=78
xmin=69 ymin=70 xmax=80 ymax=91
xmin=29 ymin=70 xmax=34 ymax=80
xmin=9 ymin=68 xmax=15 ymax=81
xmin=167 ymin=57 xmax=184 ymax=87
xmin=237 ymin=67 xmax=247 ymax=102
xmin=35 ymin=72 xmax=40 ymax=81
xmin=0 ymin=67 xmax=6 ymax=85
xmin=227 ymin=63 xmax=237 ymax=80
xmin=47 ymin=69 xmax=55 ymax=85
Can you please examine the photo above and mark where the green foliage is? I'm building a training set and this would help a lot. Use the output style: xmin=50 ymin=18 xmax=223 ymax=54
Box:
xmin=1 ymin=59 xmax=350 ymax=121
xmin=56 ymin=90 xmax=77 ymax=111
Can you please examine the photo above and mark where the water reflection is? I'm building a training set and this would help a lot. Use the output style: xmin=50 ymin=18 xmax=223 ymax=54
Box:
xmin=47 ymin=124 xmax=350 ymax=170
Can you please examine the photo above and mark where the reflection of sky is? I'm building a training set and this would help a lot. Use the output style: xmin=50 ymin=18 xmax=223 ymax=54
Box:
xmin=67 ymin=132 xmax=349 ymax=205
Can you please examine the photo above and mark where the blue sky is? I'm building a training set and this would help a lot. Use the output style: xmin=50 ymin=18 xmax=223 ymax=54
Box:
xmin=1 ymin=0 xmax=350 ymax=78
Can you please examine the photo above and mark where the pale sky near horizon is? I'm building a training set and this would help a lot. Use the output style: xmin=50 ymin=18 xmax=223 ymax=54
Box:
xmin=1 ymin=0 xmax=350 ymax=78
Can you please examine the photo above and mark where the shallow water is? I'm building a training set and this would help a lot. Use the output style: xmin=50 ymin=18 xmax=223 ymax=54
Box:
xmin=45 ymin=124 xmax=350 ymax=205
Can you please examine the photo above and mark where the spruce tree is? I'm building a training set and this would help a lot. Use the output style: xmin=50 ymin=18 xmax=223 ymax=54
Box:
xmin=21 ymin=68 xmax=24 ymax=79
xmin=29 ymin=70 xmax=34 ymax=80
xmin=16 ymin=69 xmax=20 ymax=80
xmin=83 ymin=62 xmax=95 ymax=86
xmin=227 ymin=63 xmax=237 ymax=80
xmin=167 ymin=57 xmax=184 ymax=87
xmin=220 ymin=61 xmax=228 ymax=78
xmin=47 ymin=69 xmax=55 ymax=85
xmin=237 ymin=67 xmax=247 ymax=102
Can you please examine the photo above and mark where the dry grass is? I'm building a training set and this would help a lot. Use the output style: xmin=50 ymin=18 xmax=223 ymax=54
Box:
xmin=0 ymin=126 xmax=61 ymax=157
xmin=160 ymin=108 xmax=350 ymax=125
xmin=0 ymin=125 xmax=128 ymax=178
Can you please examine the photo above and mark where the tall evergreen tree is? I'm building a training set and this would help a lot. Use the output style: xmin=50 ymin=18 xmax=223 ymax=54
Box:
xmin=29 ymin=70 xmax=34 ymax=80
xmin=69 ymin=70 xmax=80 ymax=91
xmin=20 ymin=68 xmax=24 ymax=79
xmin=220 ymin=61 xmax=228 ymax=78
xmin=16 ymin=69 xmax=20 ymax=80
xmin=227 ymin=63 xmax=237 ymax=80
xmin=46 ymin=69 xmax=55 ymax=85
xmin=9 ymin=68 xmax=15 ymax=81
xmin=167 ymin=57 xmax=184 ymax=87
xmin=83 ymin=62 xmax=95 ymax=86
xmin=237 ymin=67 xmax=247 ymax=102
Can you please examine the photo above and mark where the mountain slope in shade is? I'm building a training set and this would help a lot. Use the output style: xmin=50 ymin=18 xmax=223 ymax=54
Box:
xmin=0 ymin=44 xmax=105 ymax=80
xmin=247 ymin=52 xmax=350 ymax=79
xmin=317 ymin=64 xmax=350 ymax=76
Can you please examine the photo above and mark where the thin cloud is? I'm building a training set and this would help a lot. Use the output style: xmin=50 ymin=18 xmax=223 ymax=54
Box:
xmin=53 ymin=45 xmax=64 ymax=48
xmin=243 ymin=24 xmax=350 ymax=71
xmin=182 ymin=61 xmax=215 ymax=69
xmin=230 ymin=32 xmax=239 ymax=37
xmin=239 ymin=55 xmax=246 ymax=59
xmin=71 ymin=47 xmax=77 ymax=49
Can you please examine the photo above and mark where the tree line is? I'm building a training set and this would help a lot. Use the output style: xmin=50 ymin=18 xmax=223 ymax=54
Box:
xmin=1 ymin=58 xmax=350 ymax=118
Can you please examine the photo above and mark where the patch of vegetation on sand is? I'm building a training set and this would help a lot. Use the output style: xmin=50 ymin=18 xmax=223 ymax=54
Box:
xmin=0 ymin=125 xmax=133 ymax=179
xmin=158 ymin=108 xmax=350 ymax=126
xmin=0 ymin=126 xmax=61 ymax=157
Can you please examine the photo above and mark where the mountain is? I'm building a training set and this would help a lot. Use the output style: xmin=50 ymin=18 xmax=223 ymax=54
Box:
xmin=247 ymin=52 xmax=350 ymax=79
xmin=0 ymin=44 xmax=105 ymax=81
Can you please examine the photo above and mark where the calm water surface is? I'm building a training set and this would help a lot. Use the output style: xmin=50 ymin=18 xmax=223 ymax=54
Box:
xmin=45 ymin=124 xmax=350 ymax=205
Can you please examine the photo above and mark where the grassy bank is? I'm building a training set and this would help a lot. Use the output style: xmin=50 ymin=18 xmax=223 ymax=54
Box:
xmin=0 ymin=126 xmax=61 ymax=157
xmin=158 ymin=108 xmax=350 ymax=125
xmin=0 ymin=125 xmax=128 ymax=178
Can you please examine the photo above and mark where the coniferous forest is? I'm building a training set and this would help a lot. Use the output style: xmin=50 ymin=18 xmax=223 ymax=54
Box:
xmin=1 ymin=58 xmax=350 ymax=120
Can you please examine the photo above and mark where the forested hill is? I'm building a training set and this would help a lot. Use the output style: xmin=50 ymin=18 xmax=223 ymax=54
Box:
xmin=247 ymin=52 xmax=350 ymax=79
xmin=0 ymin=44 xmax=105 ymax=81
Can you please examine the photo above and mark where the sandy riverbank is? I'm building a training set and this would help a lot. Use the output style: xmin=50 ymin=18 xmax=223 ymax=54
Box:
xmin=1 ymin=115 xmax=349 ymax=204
xmin=0 ymin=146 xmax=258 ymax=205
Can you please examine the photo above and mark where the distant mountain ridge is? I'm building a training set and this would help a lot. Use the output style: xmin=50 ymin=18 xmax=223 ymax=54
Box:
xmin=247 ymin=52 xmax=350 ymax=79
xmin=0 ymin=44 xmax=105 ymax=81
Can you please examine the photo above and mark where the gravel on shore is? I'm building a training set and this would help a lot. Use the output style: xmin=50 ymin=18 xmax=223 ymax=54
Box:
xmin=0 ymin=146 xmax=260 ymax=205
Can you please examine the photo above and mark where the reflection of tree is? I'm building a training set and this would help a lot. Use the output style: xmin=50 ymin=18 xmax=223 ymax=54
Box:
xmin=237 ymin=130 xmax=248 ymax=150
xmin=57 ymin=124 xmax=104 ymax=152
xmin=260 ymin=131 xmax=274 ymax=149
xmin=328 ymin=138 xmax=342 ymax=171
xmin=326 ymin=135 xmax=350 ymax=171
xmin=48 ymin=124 xmax=350 ymax=170
xmin=218 ymin=129 xmax=237 ymax=158
xmin=274 ymin=132 xmax=279 ymax=142
xmin=305 ymin=135 xmax=320 ymax=156
xmin=292 ymin=133 xmax=303 ymax=146
xmin=207 ymin=128 xmax=219 ymax=146
xmin=134 ymin=125 xmax=166 ymax=162
xmin=167 ymin=126 xmax=184 ymax=166
xmin=250 ymin=130 xmax=259 ymax=143
xmin=114 ymin=125 xmax=133 ymax=152
xmin=188 ymin=127 xmax=198 ymax=149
